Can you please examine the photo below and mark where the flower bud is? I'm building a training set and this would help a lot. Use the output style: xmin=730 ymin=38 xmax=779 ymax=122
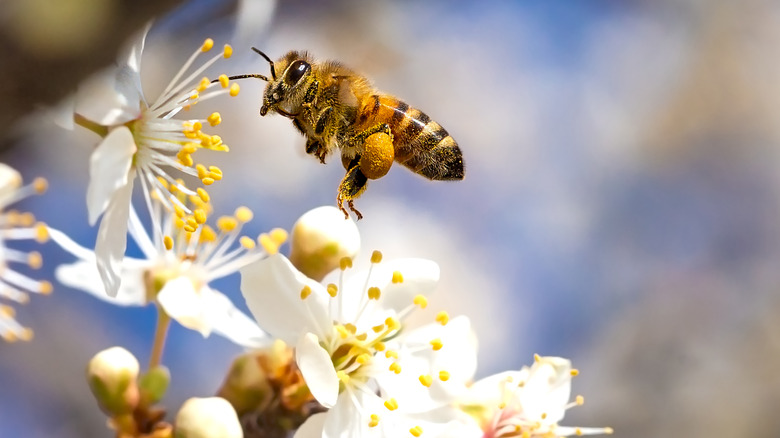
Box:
xmin=217 ymin=351 xmax=274 ymax=416
xmin=86 ymin=346 xmax=140 ymax=416
xmin=174 ymin=397 xmax=242 ymax=438
xmin=139 ymin=365 xmax=171 ymax=406
xmin=289 ymin=206 xmax=360 ymax=281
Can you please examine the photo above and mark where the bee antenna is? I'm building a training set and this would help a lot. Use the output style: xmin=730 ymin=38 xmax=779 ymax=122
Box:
xmin=251 ymin=47 xmax=277 ymax=80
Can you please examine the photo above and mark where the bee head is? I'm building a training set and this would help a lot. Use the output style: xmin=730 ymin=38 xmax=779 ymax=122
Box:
xmin=260 ymin=51 xmax=313 ymax=117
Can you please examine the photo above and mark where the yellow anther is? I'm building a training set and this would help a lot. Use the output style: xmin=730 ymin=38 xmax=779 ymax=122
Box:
xmin=344 ymin=323 xmax=357 ymax=334
xmin=367 ymin=286 xmax=381 ymax=300
xmin=173 ymin=204 xmax=186 ymax=219
xmin=604 ymin=427 xmax=614 ymax=434
xmin=39 ymin=281 xmax=53 ymax=295
xmin=209 ymin=135 xmax=223 ymax=148
xmin=368 ymin=414 xmax=380 ymax=428
xmin=223 ymin=44 xmax=233 ymax=58
xmin=356 ymin=353 xmax=371 ymax=365
xmin=235 ymin=206 xmax=253 ymax=223
xmin=181 ymin=143 xmax=198 ymax=154
xmin=570 ymin=368 xmax=580 ymax=377
xmin=32 ymin=177 xmax=48 ymax=194
xmin=185 ymin=217 xmax=198 ymax=229
xmin=207 ymin=112 xmax=222 ymax=126
xmin=419 ymin=374 xmax=433 ymax=387
xmin=575 ymin=428 xmax=582 ymax=436
xmin=534 ymin=353 xmax=541 ymax=362
xmin=163 ymin=235 xmax=174 ymax=250
xmin=258 ymin=233 xmax=278 ymax=255
xmin=438 ymin=370 xmax=450 ymax=381
xmin=34 ymin=223 xmax=49 ymax=243
xmin=174 ymin=217 xmax=185 ymax=230
xmin=435 ymin=311 xmax=449 ymax=326
xmin=178 ymin=153 xmax=194 ymax=167
xmin=300 ymin=285 xmax=312 ymax=300
xmin=229 ymin=83 xmax=240 ymax=97
xmin=575 ymin=395 xmax=584 ymax=405
xmin=384 ymin=398 xmax=398 ymax=411
xmin=192 ymin=121 xmax=203 ymax=131
xmin=157 ymin=176 xmax=169 ymax=189
xmin=190 ymin=91 xmax=200 ymax=101
xmin=409 ymin=426 xmax=423 ymax=437
xmin=336 ymin=325 xmax=350 ymax=339
xmin=240 ymin=236 xmax=256 ymax=249
xmin=217 ymin=216 xmax=238 ymax=232
xmin=197 ymin=77 xmax=210 ymax=92
xmin=20 ymin=328 xmax=34 ymax=341
xmin=372 ymin=324 xmax=385 ymax=333
xmin=202 ymin=177 xmax=215 ymax=185
xmin=27 ymin=251 xmax=42 ymax=269
xmin=355 ymin=332 xmax=367 ymax=341
xmin=385 ymin=317 xmax=400 ymax=331
xmin=327 ymin=283 xmax=338 ymax=297
xmin=541 ymin=413 xmax=547 ymax=420
xmin=196 ymin=164 xmax=208 ymax=179
xmin=385 ymin=350 xmax=398 ymax=359
xmin=392 ymin=270 xmax=403 ymax=283
xmin=430 ymin=338 xmax=443 ymax=351
xmin=374 ymin=342 xmax=386 ymax=351
xmin=2 ymin=331 xmax=17 ymax=342
xmin=201 ymin=38 xmax=214 ymax=52
xmin=184 ymin=130 xmax=198 ymax=139
xmin=0 ymin=304 xmax=15 ymax=317
xmin=371 ymin=250 xmax=383 ymax=264
xmin=196 ymin=188 xmax=210 ymax=203
xmin=183 ymin=223 xmax=197 ymax=233
xmin=194 ymin=209 xmax=208 ymax=224
xmin=270 ymin=228 xmax=288 ymax=245
xmin=219 ymin=74 xmax=229 ymax=88
xmin=413 ymin=295 xmax=427 ymax=309
xmin=340 ymin=257 xmax=353 ymax=270
xmin=199 ymin=225 xmax=216 ymax=243
xmin=389 ymin=362 xmax=401 ymax=374
xmin=337 ymin=370 xmax=350 ymax=383
xmin=19 ymin=212 xmax=35 ymax=227
xmin=209 ymin=166 xmax=223 ymax=180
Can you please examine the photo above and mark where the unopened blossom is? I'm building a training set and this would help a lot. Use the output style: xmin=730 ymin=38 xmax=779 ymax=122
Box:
xmin=175 ymin=397 xmax=243 ymax=438
xmin=49 ymin=192 xmax=285 ymax=347
xmin=241 ymin=250 xmax=477 ymax=438
xmin=73 ymin=24 xmax=241 ymax=297
xmin=0 ymin=163 xmax=51 ymax=342
xmin=458 ymin=355 xmax=613 ymax=438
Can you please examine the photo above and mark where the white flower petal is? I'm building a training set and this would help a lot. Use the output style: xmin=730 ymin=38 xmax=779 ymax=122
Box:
xmin=240 ymin=254 xmax=331 ymax=343
xmin=75 ymin=67 xmax=143 ymax=126
xmin=296 ymin=332 xmax=339 ymax=408
xmin=293 ymin=412 xmax=327 ymax=438
xmin=56 ymin=260 xmax=147 ymax=306
xmin=95 ymin=175 xmax=134 ymax=297
xmin=322 ymin=391 xmax=373 ymax=438
xmin=157 ymin=277 xmax=210 ymax=337
xmin=520 ymin=357 xmax=572 ymax=423
xmin=203 ymin=287 xmax=270 ymax=348
xmin=87 ymin=126 xmax=136 ymax=225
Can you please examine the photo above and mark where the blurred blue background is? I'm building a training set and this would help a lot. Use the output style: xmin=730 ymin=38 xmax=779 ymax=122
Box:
xmin=3 ymin=0 xmax=780 ymax=436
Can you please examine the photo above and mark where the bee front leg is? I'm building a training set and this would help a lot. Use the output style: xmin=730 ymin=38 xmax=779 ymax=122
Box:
xmin=336 ymin=156 xmax=367 ymax=220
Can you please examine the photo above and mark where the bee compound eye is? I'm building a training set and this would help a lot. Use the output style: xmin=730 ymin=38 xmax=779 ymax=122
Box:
xmin=286 ymin=60 xmax=310 ymax=84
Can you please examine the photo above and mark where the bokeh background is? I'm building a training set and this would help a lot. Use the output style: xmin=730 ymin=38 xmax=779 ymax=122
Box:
xmin=2 ymin=0 xmax=780 ymax=436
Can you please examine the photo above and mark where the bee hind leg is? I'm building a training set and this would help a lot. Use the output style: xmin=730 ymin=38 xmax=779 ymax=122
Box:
xmin=336 ymin=156 xmax=367 ymax=220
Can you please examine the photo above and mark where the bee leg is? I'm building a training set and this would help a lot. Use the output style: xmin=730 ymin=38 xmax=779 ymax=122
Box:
xmin=336 ymin=156 xmax=367 ymax=220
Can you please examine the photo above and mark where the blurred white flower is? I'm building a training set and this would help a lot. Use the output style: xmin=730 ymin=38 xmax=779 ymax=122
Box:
xmin=49 ymin=194 xmax=286 ymax=348
xmin=0 ymin=163 xmax=51 ymax=342
xmin=458 ymin=356 xmax=613 ymax=438
xmin=241 ymin=250 xmax=477 ymax=438
xmin=73 ymin=24 xmax=241 ymax=297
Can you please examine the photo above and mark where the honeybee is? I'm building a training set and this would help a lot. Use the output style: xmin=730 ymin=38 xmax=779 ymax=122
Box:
xmin=228 ymin=48 xmax=464 ymax=219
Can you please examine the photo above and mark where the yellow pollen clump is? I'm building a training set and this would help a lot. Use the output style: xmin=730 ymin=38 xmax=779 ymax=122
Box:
xmin=185 ymin=217 xmax=198 ymax=229
xmin=258 ymin=233 xmax=278 ymax=255
xmin=223 ymin=44 xmax=233 ymax=58
xmin=33 ymin=177 xmax=48 ymax=194
xmin=229 ymin=83 xmax=240 ymax=97
xmin=219 ymin=74 xmax=229 ymax=88
xmin=439 ymin=370 xmax=450 ymax=381
xmin=374 ymin=342 xmax=386 ymax=351
xmin=199 ymin=225 xmax=217 ymax=243
xmin=360 ymin=132 xmax=395 ymax=179
xmin=327 ymin=283 xmax=338 ymax=297
xmin=202 ymin=177 xmax=215 ymax=186
xmin=541 ymin=413 xmax=547 ymax=420
xmin=197 ymin=77 xmax=210 ymax=92
xmin=196 ymin=164 xmax=208 ymax=179
xmin=164 ymin=235 xmax=174 ymax=250
xmin=367 ymin=286 xmax=381 ymax=300
xmin=392 ymin=270 xmax=403 ymax=283
xmin=409 ymin=425 xmax=423 ymax=437
xmin=235 ymin=206 xmax=253 ymax=222
xmin=196 ymin=188 xmax=210 ymax=203
xmin=269 ymin=228 xmax=288 ymax=245
xmin=385 ymin=350 xmax=398 ymax=359
xmin=389 ymin=362 xmax=401 ymax=374
xmin=419 ymin=374 xmax=433 ymax=387
xmin=430 ymin=338 xmax=443 ymax=351
xmin=435 ymin=311 xmax=449 ymax=326
xmin=177 ymin=153 xmax=194 ymax=167
xmin=207 ymin=112 xmax=222 ymax=126
xmin=217 ymin=216 xmax=238 ymax=232
xmin=300 ymin=285 xmax=312 ymax=299
xmin=240 ymin=236 xmax=256 ymax=249
xmin=385 ymin=317 xmax=400 ymax=330
xmin=340 ymin=257 xmax=353 ymax=270
xmin=39 ymin=281 xmax=53 ymax=295
xmin=34 ymin=223 xmax=49 ymax=243
xmin=356 ymin=353 xmax=371 ymax=365
xmin=570 ymin=369 xmax=580 ymax=377
xmin=201 ymin=38 xmax=214 ymax=52
xmin=27 ymin=251 xmax=42 ymax=269
xmin=576 ymin=395 xmax=584 ymax=405
xmin=209 ymin=166 xmax=223 ymax=180
xmin=413 ymin=295 xmax=427 ymax=309
xmin=194 ymin=209 xmax=208 ymax=224
xmin=371 ymin=250 xmax=383 ymax=264
xmin=368 ymin=414 xmax=380 ymax=428
xmin=384 ymin=398 xmax=398 ymax=411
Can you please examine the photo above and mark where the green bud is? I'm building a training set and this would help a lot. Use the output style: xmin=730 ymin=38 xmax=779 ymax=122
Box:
xmin=86 ymin=346 xmax=140 ymax=416
xmin=174 ymin=397 xmax=242 ymax=438
xmin=217 ymin=351 xmax=274 ymax=415
xmin=139 ymin=365 xmax=171 ymax=405
xmin=289 ymin=206 xmax=360 ymax=281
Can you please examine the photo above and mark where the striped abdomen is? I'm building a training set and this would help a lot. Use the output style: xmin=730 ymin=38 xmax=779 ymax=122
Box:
xmin=356 ymin=95 xmax=464 ymax=180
